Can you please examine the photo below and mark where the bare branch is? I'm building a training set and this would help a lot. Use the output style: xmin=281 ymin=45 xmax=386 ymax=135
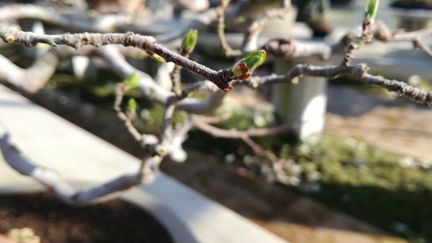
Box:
xmin=0 ymin=30 xmax=234 ymax=91
xmin=160 ymin=104 xmax=176 ymax=140
xmin=165 ymin=116 xmax=193 ymax=162
xmin=192 ymin=115 xmax=281 ymax=161
xmin=413 ymin=38 xmax=432 ymax=58
xmin=192 ymin=115 xmax=292 ymax=138
xmin=241 ymin=135 xmax=278 ymax=162
xmin=242 ymin=7 xmax=291 ymax=52
xmin=0 ymin=50 xmax=58 ymax=92
xmin=263 ymin=38 xmax=332 ymax=59
xmin=216 ymin=3 xmax=242 ymax=57
xmin=0 ymin=44 xmax=149 ymax=93
xmin=0 ymin=4 xmax=158 ymax=33
xmin=245 ymin=63 xmax=432 ymax=106
xmin=374 ymin=21 xmax=432 ymax=58
xmin=0 ymin=130 xmax=158 ymax=204
xmin=114 ymin=86 xmax=145 ymax=142
xmin=98 ymin=46 xmax=226 ymax=114
xmin=217 ymin=3 xmax=291 ymax=57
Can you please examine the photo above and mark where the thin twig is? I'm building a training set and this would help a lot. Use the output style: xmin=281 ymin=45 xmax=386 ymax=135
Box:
xmin=160 ymin=103 xmax=176 ymax=140
xmin=170 ymin=44 xmax=195 ymax=96
xmin=216 ymin=4 xmax=242 ymax=57
xmin=192 ymin=115 xmax=281 ymax=161
xmin=241 ymin=135 xmax=278 ymax=162
xmin=374 ymin=21 xmax=432 ymax=59
xmin=192 ymin=115 xmax=292 ymax=138
xmin=413 ymin=38 xmax=432 ymax=58
xmin=242 ymin=7 xmax=290 ymax=52
xmin=114 ymin=86 xmax=144 ymax=142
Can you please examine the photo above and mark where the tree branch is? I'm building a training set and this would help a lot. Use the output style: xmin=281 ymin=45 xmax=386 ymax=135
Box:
xmin=98 ymin=46 xmax=226 ymax=114
xmin=192 ymin=115 xmax=283 ymax=161
xmin=192 ymin=115 xmax=292 ymax=138
xmin=263 ymin=38 xmax=332 ymax=59
xmin=216 ymin=3 xmax=242 ymax=57
xmin=0 ymin=30 xmax=233 ymax=91
xmin=0 ymin=50 xmax=59 ymax=92
xmin=0 ymin=129 xmax=159 ymax=204
xmin=245 ymin=63 xmax=432 ymax=106
xmin=0 ymin=4 xmax=153 ymax=32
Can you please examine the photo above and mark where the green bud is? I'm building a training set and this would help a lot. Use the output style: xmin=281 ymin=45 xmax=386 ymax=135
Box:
xmin=127 ymin=98 xmax=137 ymax=114
xmin=231 ymin=50 xmax=266 ymax=80
xmin=123 ymin=73 xmax=140 ymax=90
xmin=245 ymin=50 xmax=266 ymax=71
xmin=150 ymin=53 xmax=166 ymax=63
xmin=364 ymin=0 xmax=379 ymax=23
xmin=182 ymin=29 xmax=198 ymax=52
xmin=145 ymin=50 xmax=166 ymax=63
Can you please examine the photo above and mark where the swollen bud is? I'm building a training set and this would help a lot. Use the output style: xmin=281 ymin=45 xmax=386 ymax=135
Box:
xmin=127 ymin=98 xmax=137 ymax=114
xmin=230 ymin=50 xmax=266 ymax=80
xmin=182 ymin=29 xmax=198 ymax=52
xmin=123 ymin=73 xmax=140 ymax=90
xmin=364 ymin=0 xmax=379 ymax=24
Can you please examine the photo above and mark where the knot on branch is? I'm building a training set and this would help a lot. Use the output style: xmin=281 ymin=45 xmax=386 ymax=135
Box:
xmin=124 ymin=31 xmax=136 ymax=47
xmin=2 ymin=31 xmax=17 ymax=44
xmin=64 ymin=33 xmax=81 ymax=49
xmin=2 ymin=31 xmax=37 ymax=47
xmin=216 ymin=69 xmax=233 ymax=92
xmin=375 ymin=21 xmax=392 ymax=42
xmin=352 ymin=64 xmax=369 ymax=79
xmin=262 ymin=38 xmax=296 ymax=58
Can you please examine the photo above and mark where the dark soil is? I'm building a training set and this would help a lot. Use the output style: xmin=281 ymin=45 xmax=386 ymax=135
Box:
xmin=0 ymin=193 xmax=173 ymax=243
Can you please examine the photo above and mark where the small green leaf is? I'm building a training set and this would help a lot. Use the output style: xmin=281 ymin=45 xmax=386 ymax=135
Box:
xmin=364 ymin=0 xmax=379 ymax=23
xmin=123 ymin=73 xmax=140 ymax=90
xmin=230 ymin=50 xmax=266 ymax=80
xmin=182 ymin=29 xmax=198 ymax=52
xmin=127 ymin=98 xmax=137 ymax=113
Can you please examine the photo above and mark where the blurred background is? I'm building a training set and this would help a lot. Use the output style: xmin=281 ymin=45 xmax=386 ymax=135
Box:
xmin=0 ymin=0 xmax=432 ymax=242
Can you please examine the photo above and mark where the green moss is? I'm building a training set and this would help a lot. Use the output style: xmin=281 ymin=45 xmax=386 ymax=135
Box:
xmin=290 ymin=134 xmax=432 ymax=241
